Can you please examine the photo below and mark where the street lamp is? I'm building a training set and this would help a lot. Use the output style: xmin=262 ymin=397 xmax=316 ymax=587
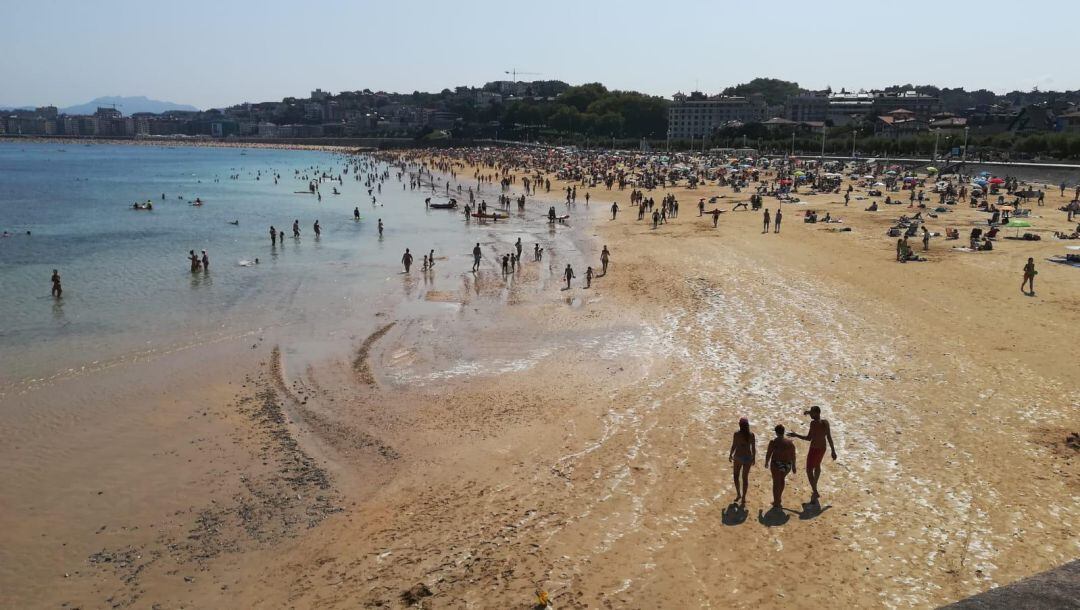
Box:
xmin=820 ymin=127 xmax=827 ymax=162
xmin=851 ymin=129 xmax=859 ymax=158
xmin=962 ymin=126 xmax=970 ymax=164
xmin=932 ymin=129 xmax=940 ymax=164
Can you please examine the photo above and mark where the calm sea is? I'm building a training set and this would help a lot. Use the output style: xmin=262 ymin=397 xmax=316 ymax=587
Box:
xmin=0 ymin=142 xmax=557 ymax=387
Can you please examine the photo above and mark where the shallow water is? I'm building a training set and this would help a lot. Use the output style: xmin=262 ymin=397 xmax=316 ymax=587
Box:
xmin=0 ymin=142 xmax=566 ymax=388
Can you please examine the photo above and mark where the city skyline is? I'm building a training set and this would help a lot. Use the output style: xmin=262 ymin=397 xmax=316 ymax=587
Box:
xmin=3 ymin=0 xmax=1078 ymax=109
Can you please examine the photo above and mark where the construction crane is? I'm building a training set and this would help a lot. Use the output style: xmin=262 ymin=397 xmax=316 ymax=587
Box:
xmin=504 ymin=69 xmax=541 ymax=82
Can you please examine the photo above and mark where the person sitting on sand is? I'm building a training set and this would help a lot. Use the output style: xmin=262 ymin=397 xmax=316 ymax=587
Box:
xmin=865 ymin=202 xmax=878 ymax=211
xmin=728 ymin=417 xmax=756 ymax=505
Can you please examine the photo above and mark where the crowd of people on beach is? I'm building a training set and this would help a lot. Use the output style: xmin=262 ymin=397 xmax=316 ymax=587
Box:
xmin=41 ymin=143 xmax=1075 ymax=316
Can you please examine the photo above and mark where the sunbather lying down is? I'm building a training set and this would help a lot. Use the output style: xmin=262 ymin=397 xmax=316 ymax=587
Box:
xmin=1055 ymin=231 xmax=1080 ymax=240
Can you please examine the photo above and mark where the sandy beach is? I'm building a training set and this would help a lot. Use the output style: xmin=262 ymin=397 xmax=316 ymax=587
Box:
xmin=1 ymin=148 xmax=1077 ymax=609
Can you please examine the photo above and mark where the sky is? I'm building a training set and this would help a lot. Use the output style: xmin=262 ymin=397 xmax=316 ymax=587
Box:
xmin=3 ymin=0 xmax=1078 ymax=110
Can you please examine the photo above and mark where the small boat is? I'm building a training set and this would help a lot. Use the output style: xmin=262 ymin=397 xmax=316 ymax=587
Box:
xmin=429 ymin=201 xmax=458 ymax=209
xmin=472 ymin=212 xmax=508 ymax=220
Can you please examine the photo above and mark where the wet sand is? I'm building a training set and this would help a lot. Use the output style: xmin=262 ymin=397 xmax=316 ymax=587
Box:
xmin=2 ymin=155 xmax=1078 ymax=609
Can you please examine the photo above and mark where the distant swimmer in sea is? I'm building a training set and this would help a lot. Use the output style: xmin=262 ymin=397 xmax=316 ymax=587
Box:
xmin=354 ymin=207 xmax=360 ymax=220
xmin=402 ymin=248 xmax=413 ymax=272
xmin=787 ymin=406 xmax=837 ymax=503
xmin=201 ymin=249 xmax=210 ymax=271
xmin=51 ymin=269 xmax=62 ymax=298
xmin=728 ymin=417 xmax=756 ymax=505
xmin=188 ymin=250 xmax=201 ymax=272
xmin=563 ymin=264 xmax=575 ymax=289
xmin=765 ymin=424 xmax=796 ymax=509
xmin=269 ymin=225 xmax=277 ymax=245
xmin=313 ymin=220 xmax=321 ymax=237
xmin=378 ymin=219 xmax=384 ymax=238
xmin=292 ymin=219 xmax=300 ymax=238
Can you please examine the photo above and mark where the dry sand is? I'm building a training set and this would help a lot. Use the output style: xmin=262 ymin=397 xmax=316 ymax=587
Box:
xmin=1 ymin=154 xmax=1077 ymax=609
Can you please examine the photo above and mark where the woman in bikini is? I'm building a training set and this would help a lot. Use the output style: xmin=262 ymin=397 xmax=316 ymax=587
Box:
xmin=728 ymin=417 xmax=756 ymax=505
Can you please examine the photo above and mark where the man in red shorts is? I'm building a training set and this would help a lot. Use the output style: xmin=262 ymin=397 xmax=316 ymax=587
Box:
xmin=787 ymin=406 xmax=837 ymax=503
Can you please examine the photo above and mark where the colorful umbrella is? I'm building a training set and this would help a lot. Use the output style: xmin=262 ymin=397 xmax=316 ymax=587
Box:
xmin=989 ymin=177 xmax=1005 ymax=184
xmin=1007 ymin=218 xmax=1032 ymax=237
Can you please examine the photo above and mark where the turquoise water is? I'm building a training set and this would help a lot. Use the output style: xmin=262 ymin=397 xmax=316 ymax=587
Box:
xmin=0 ymin=142 xmax=550 ymax=386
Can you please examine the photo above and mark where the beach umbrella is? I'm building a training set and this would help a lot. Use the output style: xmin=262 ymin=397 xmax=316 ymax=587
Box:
xmin=1007 ymin=218 xmax=1031 ymax=237
xmin=886 ymin=170 xmax=897 ymax=175
xmin=974 ymin=179 xmax=988 ymax=186
xmin=927 ymin=166 xmax=938 ymax=173
xmin=989 ymin=177 xmax=1005 ymax=184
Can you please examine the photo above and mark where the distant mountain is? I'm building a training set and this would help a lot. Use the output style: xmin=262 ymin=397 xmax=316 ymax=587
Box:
xmin=0 ymin=104 xmax=33 ymax=111
xmin=60 ymin=96 xmax=200 ymax=115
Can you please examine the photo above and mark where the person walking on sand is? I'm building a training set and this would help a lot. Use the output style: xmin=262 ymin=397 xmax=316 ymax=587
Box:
xmin=564 ymin=264 xmax=575 ymax=289
xmin=922 ymin=226 xmax=930 ymax=251
xmin=402 ymin=248 xmax=413 ymax=272
xmin=728 ymin=417 xmax=756 ymax=505
xmin=535 ymin=243 xmax=543 ymax=262
xmin=51 ymin=269 xmax=62 ymax=298
xmin=764 ymin=425 xmax=796 ymax=509
xmin=1022 ymin=257 xmax=1036 ymax=295
xmin=354 ymin=206 xmax=360 ymax=220
xmin=515 ymin=237 xmax=523 ymax=260
xmin=600 ymin=245 xmax=610 ymax=276
xmin=763 ymin=209 xmax=771 ymax=233
xmin=774 ymin=208 xmax=782 ymax=233
xmin=472 ymin=243 xmax=482 ymax=272
xmin=787 ymin=406 xmax=837 ymax=503
xmin=611 ymin=201 xmax=619 ymax=220
xmin=585 ymin=266 xmax=594 ymax=288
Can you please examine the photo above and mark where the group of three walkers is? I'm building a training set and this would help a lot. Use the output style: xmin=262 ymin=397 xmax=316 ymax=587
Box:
xmin=728 ymin=405 xmax=837 ymax=510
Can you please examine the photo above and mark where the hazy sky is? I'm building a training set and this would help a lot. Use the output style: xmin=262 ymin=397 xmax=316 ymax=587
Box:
xmin=3 ymin=0 xmax=1077 ymax=109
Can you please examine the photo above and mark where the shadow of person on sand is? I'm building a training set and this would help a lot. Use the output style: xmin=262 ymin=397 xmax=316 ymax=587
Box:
xmin=757 ymin=506 xmax=790 ymax=527
xmin=797 ymin=501 xmax=832 ymax=520
xmin=722 ymin=503 xmax=748 ymax=526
